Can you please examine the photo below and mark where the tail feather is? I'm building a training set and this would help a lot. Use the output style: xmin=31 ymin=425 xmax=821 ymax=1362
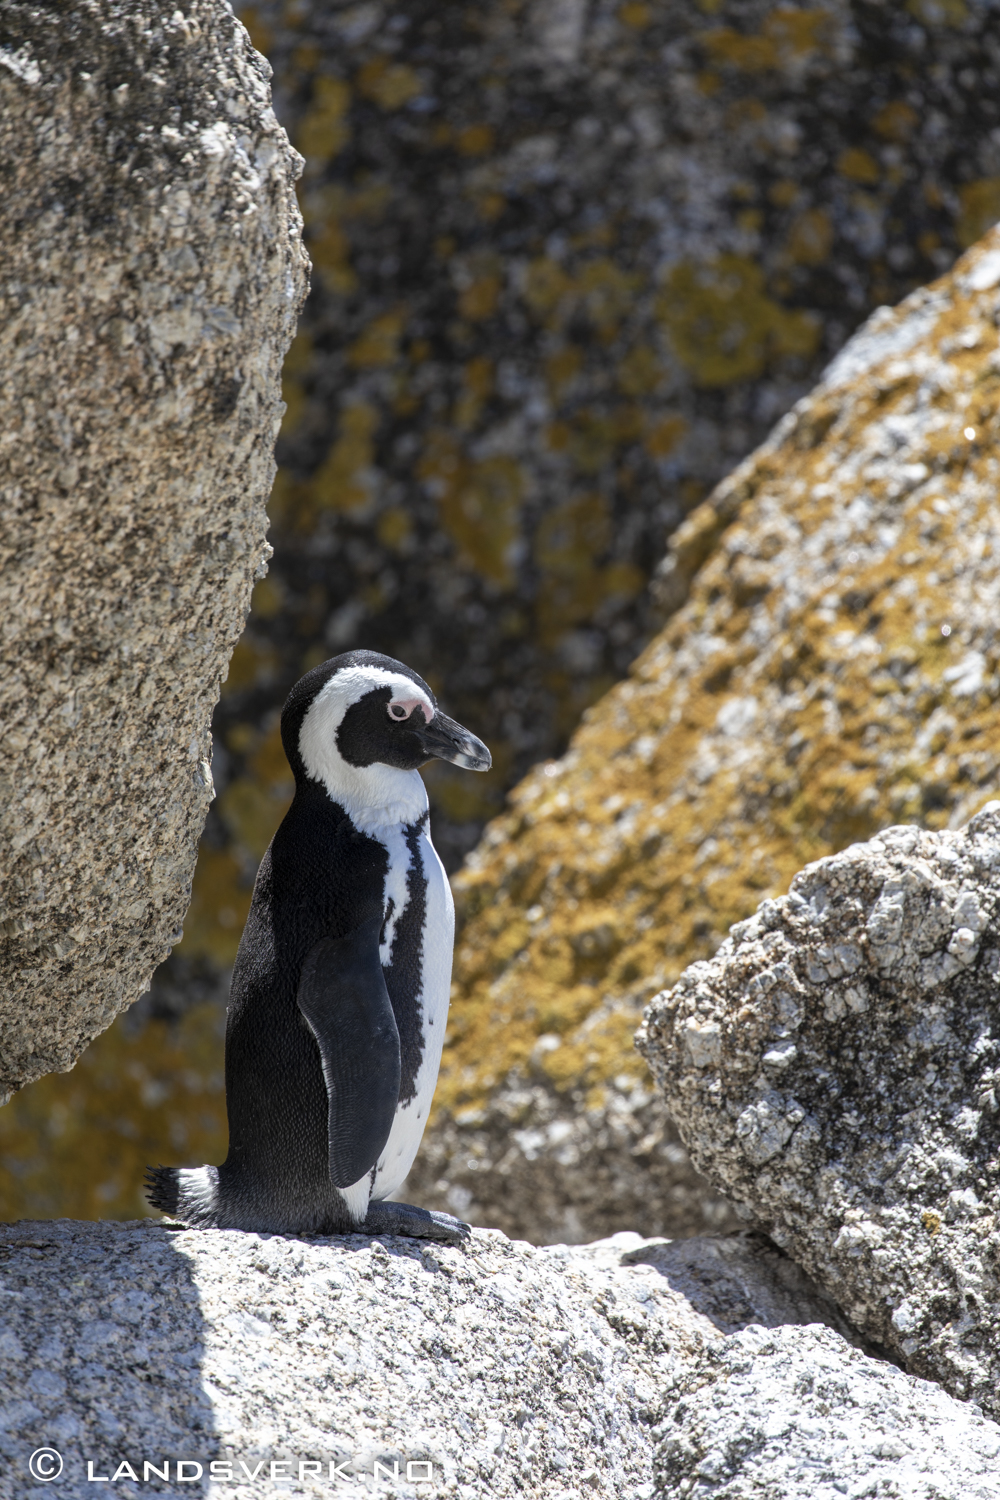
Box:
xmin=145 ymin=1165 xmax=181 ymax=1216
xmin=145 ymin=1164 xmax=220 ymax=1227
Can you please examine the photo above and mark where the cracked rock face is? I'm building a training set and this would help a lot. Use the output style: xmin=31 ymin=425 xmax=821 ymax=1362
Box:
xmin=0 ymin=1221 xmax=851 ymax=1500
xmin=0 ymin=2 xmax=307 ymax=1098
xmin=638 ymin=806 xmax=1000 ymax=1416
xmin=655 ymin=1323 xmax=1000 ymax=1500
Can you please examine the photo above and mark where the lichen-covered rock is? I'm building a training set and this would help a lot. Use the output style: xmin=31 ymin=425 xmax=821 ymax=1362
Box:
xmin=638 ymin=806 xmax=1000 ymax=1415
xmin=401 ymin=228 xmax=1000 ymax=1243
xmin=0 ymin=1221 xmax=849 ymax=1499
xmin=654 ymin=1323 xmax=1000 ymax=1500
xmin=0 ymin=1003 xmax=226 ymax=1221
xmin=0 ymin=3 xmax=307 ymax=1099
xmin=183 ymin=0 xmax=1000 ymax=953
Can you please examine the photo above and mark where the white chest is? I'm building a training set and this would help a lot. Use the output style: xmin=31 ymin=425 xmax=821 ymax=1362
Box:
xmin=362 ymin=817 xmax=455 ymax=1203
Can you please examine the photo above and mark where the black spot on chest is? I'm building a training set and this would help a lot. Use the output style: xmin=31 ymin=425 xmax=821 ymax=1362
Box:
xmin=383 ymin=816 xmax=429 ymax=1104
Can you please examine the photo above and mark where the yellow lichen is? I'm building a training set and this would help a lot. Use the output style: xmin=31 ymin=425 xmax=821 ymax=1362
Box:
xmin=310 ymin=402 xmax=380 ymax=513
xmin=454 ymin=356 xmax=494 ymax=430
xmin=249 ymin=575 xmax=284 ymax=621
xmin=619 ymin=2 xmax=652 ymax=28
xmin=418 ymin=432 xmax=524 ymax=587
xmin=873 ymin=101 xmax=919 ymax=142
xmin=377 ymin=506 xmax=414 ymax=550
xmin=307 ymin=216 xmax=356 ymax=295
xmin=474 ymin=191 xmax=506 ymax=223
xmin=459 ymin=274 xmax=502 ymax=322
xmin=239 ymin=5 xmax=272 ymax=56
xmin=0 ymin=1004 xmax=228 ymax=1222
xmin=218 ymin=723 xmax=294 ymax=862
xmin=174 ymin=848 xmax=252 ymax=966
xmin=958 ymin=179 xmax=1000 ymax=250
xmin=532 ymin=494 xmax=644 ymax=644
xmin=457 ymin=123 xmax=496 ymax=156
xmin=220 ymin=637 xmax=279 ymax=697
xmin=769 ymin=178 xmax=799 ymax=207
xmin=837 ymin=148 xmax=879 ymax=184
xmin=535 ymin=493 xmax=612 ymax=575
xmin=347 ymin=307 xmax=408 ymax=367
xmin=644 ymin=414 xmax=688 ymax=459
xmin=702 ymin=9 xmax=831 ymax=72
xmin=658 ymin=254 xmax=820 ymax=387
xmin=296 ymin=76 xmax=351 ymax=164
xmin=703 ymin=26 xmax=779 ymax=71
xmin=356 ymin=57 xmax=422 ymax=111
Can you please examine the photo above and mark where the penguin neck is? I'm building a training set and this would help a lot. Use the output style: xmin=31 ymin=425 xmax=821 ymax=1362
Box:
xmin=306 ymin=760 xmax=429 ymax=834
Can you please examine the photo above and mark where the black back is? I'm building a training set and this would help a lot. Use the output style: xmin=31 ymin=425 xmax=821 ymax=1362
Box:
xmin=221 ymin=779 xmax=389 ymax=1205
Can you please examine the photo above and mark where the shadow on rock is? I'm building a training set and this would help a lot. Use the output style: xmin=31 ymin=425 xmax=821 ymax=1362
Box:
xmin=620 ymin=1230 xmax=868 ymax=1348
xmin=0 ymin=1220 xmax=218 ymax=1498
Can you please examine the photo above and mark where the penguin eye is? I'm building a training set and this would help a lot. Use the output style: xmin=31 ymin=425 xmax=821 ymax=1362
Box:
xmin=387 ymin=695 xmax=428 ymax=725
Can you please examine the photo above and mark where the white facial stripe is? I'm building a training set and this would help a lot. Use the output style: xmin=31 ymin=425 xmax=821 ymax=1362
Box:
xmin=298 ymin=666 xmax=433 ymax=829
xmin=307 ymin=666 xmax=434 ymax=729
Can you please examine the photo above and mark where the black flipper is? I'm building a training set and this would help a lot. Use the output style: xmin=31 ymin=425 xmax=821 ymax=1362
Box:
xmin=297 ymin=916 xmax=402 ymax=1190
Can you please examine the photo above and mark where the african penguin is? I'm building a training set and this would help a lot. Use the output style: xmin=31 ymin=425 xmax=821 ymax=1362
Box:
xmin=146 ymin=650 xmax=491 ymax=1243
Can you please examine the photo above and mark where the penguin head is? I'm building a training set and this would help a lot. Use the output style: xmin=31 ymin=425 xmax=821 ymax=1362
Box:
xmin=281 ymin=651 xmax=491 ymax=826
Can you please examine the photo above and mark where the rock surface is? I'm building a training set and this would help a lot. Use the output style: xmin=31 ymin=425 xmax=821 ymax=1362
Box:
xmin=400 ymin=227 xmax=1000 ymax=1243
xmin=0 ymin=1221 xmax=852 ymax=1499
xmin=411 ymin=1073 xmax=738 ymax=1247
xmin=0 ymin=2 xmax=307 ymax=1098
xmin=639 ymin=806 xmax=1000 ymax=1417
xmin=655 ymin=1323 xmax=1000 ymax=1500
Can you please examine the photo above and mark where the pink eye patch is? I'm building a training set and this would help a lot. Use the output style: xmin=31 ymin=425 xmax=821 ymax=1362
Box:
xmin=387 ymin=697 xmax=429 ymax=724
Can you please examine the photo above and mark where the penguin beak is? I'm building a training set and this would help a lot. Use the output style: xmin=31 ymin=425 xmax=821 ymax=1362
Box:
xmin=413 ymin=711 xmax=492 ymax=772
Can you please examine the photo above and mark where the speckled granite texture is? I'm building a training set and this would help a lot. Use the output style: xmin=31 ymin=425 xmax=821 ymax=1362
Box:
xmin=0 ymin=1221 xmax=857 ymax=1499
xmin=0 ymin=2 xmax=307 ymax=1097
xmin=639 ymin=806 xmax=1000 ymax=1417
xmin=655 ymin=1323 xmax=1000 ymax=1500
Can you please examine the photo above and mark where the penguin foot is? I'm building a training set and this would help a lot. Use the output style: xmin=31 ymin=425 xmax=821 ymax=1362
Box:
xmin=363 ymin=1199 xmax=471 ymax=1244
